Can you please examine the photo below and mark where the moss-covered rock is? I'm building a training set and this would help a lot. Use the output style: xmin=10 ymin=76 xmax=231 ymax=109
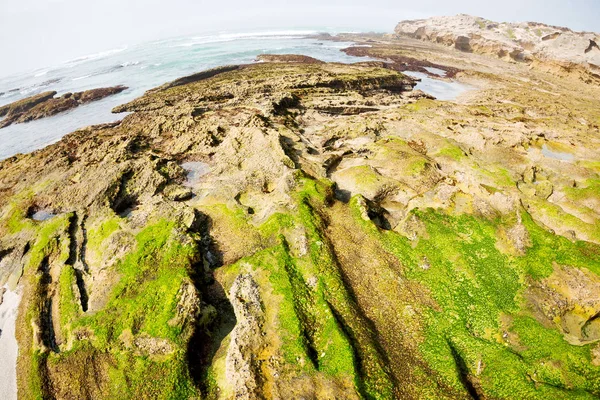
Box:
xmin=1 ymin=41 xmax=600 ymax=399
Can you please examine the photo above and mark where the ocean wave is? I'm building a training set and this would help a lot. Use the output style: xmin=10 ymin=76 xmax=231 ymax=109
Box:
xmin=34 ymin=70 xmax=49 ymax=77
xmin=215 ymin=30 xmax=318 ymax=39
xmin=64 ymin=46 xmax=128 ymax=65
xmin=120 ymin=61 xmax=141 ymax=67
xmin=72 ymin=74 xmax=92 ymax=81
xmin=19 ymin=87 xmax=38 ymax=96
xmin=173 ymin=30 xmax=317 ymax=48
xmin=173 ymin=38 xmax=235 ymax=47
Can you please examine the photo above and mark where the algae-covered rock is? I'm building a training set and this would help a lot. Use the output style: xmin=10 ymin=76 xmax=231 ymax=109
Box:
xmin=1 ymin=41 xmax=600 ymax=399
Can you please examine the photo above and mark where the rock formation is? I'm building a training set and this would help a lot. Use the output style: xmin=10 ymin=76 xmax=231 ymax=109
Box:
xmin=0 ymin=86 xmax=127 ymax=128
xmin=395 ymin=14 xmax=600 ymax=83
xmin=256 ymin=54 xmax=325 ymax=64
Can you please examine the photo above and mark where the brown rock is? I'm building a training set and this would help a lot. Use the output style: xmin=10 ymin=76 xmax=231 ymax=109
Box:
xmin=0 ymin=86 xmax=127 ymax=128
xmin=0 ymin=91 xmax=56 ymax=118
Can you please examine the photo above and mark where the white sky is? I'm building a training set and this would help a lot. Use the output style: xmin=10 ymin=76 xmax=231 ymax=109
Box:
xmin=0 ymin=0 xmax=599 ymax=77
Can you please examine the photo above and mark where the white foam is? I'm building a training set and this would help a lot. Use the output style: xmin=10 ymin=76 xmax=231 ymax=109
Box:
xmin=64 ymin=46 xmax=128 ymax=65
xmin=120 ymin=61 xmax=141 ymax=67
xmin=216 ymin=30 xmax=317 ymax=39
xmin=72 ymin=74 xmax=92 ymax=81
xmin=174 ymin=30 xmax=317 ymax=48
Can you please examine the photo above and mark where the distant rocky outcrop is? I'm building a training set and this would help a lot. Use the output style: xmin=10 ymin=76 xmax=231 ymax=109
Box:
xmin=0 ymin=86 xmax=127 ymax=128
xmin=256 ymin=54 xmax=325 ymax=64
xmin=0 ymin=91 xmax=57 ymax=119
xmin=395 ymin=14 xmax=600 ymax=83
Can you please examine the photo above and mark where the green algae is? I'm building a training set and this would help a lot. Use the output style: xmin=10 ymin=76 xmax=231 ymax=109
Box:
xmin=209 ymin=179 xmax=394 ymax=398
xmin=86 ymin=216 xmax=121 ymax=256
xmin=527 ymin=198 xmax=600 ymax=242
xmin=565 ymin=178 xmax=600 ymax=202
xmin=58 ymin=265 xmax=78 ymax=342
xmin=347 ymin=195 xmax=600 ymax=398
xmin=81 ymin=220 xmax=198 ymax=345
xmin=24 ymin=219 xmax=203 ymax=399
xmin=435 ymin=144 xmax=467 ymax=161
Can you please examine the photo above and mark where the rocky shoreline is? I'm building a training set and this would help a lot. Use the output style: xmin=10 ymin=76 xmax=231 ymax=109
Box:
xmin=0 ymin=17 xmax=600 ymax=399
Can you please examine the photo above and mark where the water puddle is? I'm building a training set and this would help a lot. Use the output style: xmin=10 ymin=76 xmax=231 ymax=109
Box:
xmin=404 ymin=71 xmax=471 ymax=101
xmin=118 ymin=206 xmax=138 ymax=218
xmin=423 ymin=67 xmax=447 ymax=77
xmin=541 ymin=144 xmax=575 ymax=161
xmin=30 ymin=210 xmax=56 ymax=221
xmin=181 ymin=161 xmax=210 ymax=187
xmin=0 ymin=285 xmax=21 ymax=400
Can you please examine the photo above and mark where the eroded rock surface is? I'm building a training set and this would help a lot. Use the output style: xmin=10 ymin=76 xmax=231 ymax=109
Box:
xmin=0 ymin=43 xmax=599 ymax=399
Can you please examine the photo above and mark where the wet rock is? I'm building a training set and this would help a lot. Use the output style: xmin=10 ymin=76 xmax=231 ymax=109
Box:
xmin=0 ymin=49 xmax=599 ymax=399
xmin=0 ymin=91 xmax=57 ymax=118
xmin=0 ymin=86 xmax=127 ymax=128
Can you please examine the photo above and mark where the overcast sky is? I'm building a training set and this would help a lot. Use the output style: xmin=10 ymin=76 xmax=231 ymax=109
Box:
xmin=1 ymin=0 xmax=599 ymax=77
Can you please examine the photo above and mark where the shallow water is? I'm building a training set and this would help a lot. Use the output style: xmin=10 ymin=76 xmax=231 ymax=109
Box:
xmin=403 ymin=71 xmax=471 ymax=101
xmin=181 ymin=161 xmax=210 ymax=187
xmin=541 ymin=144 xmax=575 ymax=161
xmin=423 ymin=67 xmax=447 ymax=77
xmin=0 ymin=30 xmax=375 ymax=161
xmin=31 ymin=210 xmax=57 ymax=221
xmin=0 ymin=286 xmax=21 ymax=400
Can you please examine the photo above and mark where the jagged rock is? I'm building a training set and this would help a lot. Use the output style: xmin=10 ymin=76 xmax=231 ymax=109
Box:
xmin=395 ymin=14 xmax=600 ymax=83
xmin=523 ymin=166 xmax=537 ymax=183
xmin=526 ymin=264 xmax=600 ymax=345
xmin=226 ymin=274 xmax=265 ymax=400
xmin=133 ymin=334 xmax=174 ymax=356
xmin=168 ymin=280 xmax=201 ymax=330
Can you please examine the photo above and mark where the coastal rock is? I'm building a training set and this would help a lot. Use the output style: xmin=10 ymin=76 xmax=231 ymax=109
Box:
xmin=0 ymin=85 xmax=127 ymax=128
xmin=395 ymin=14 xmax=600 ymax=83
xmin=256 ymin=54 xmax=325 ymax=64
xmin=0 ymin=91 xmax=56 ymax=118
